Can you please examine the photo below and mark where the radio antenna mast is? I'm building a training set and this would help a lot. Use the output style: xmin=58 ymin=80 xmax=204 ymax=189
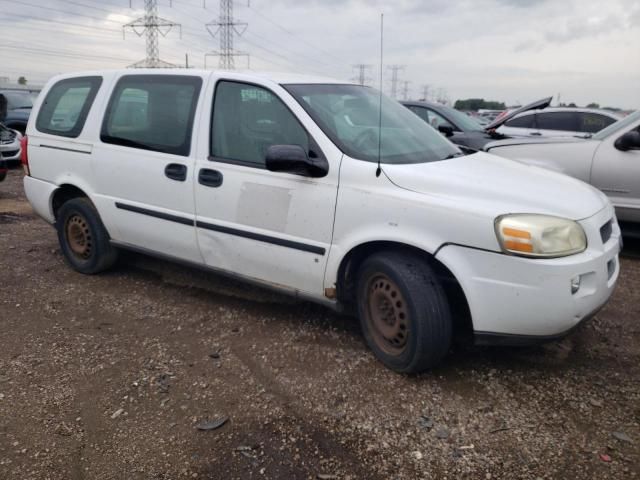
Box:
xmin=376 ymin=13 xmax=384 ymax=178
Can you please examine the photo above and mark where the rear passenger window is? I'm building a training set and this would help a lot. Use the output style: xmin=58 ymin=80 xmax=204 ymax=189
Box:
xmin=36 ymin=76 xmax=102 ymax=138
xmin=211 ymin=81 xmax=309 ymax=167
xmin=579 ymin=113 xmax=616 ymax=134
xmin=536 ymin=112 xmax=578 ymax=131
xmin=102 ymin=75 xmax=202 ymax=156
xmin=504 ymin=114 xmax=535 ymax=128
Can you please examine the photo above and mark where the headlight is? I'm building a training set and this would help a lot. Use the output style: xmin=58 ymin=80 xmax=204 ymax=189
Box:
xmin=495 ymin=214 xmax=587 ymax=258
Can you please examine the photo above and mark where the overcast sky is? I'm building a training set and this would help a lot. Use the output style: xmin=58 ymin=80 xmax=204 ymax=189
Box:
xmin=1 ymin=0 xmax=638 ymax=108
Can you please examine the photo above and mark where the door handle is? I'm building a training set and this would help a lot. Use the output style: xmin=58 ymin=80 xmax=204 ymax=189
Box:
xmin=529 ymin=132 xmax=542 ymax=136
xmin=165 ymin=163 xmax=187 ymax=181
xmin=199 ymin=168 xmax=223 ymax=187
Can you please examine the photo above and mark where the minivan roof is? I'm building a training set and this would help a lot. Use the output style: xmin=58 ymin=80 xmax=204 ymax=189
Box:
xmin=45 ymin=69 xmax=353 ymax=86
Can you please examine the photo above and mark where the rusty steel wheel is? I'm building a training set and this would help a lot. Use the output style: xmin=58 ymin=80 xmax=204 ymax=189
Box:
xmin=357 ymin=251 xmax=453 ymax=373
xmin=65 ymin=214 xmax=93 ymax=260
xmin=56 ymin=197 xmax=117 ymax=274
xmin=364 ymin=274 xmax=410 ymax=356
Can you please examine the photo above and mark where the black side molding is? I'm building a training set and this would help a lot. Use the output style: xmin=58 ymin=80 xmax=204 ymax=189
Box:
xmin=39 ymin=144 xmax=91 ymax=154
xmin=114 ymin=202 xmax=325 ymax=255
xmin=195 ymin=220 xmax=326 ymax=255
xmin=115 ymin=202 xmax=194 ymax=226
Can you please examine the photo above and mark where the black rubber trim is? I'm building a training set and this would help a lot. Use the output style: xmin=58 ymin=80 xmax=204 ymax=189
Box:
xmin=115 ymin=202 xmax=194 ymax=226
xmin=39 ymin=144 xmax=92 ymax=154
xmin=196 ymin=220 xmax=326 ymax=255
xmin=114 ymin=202 xmax=325 ymax=255
xmin=474 ymin=308 xmax=601 ymax=346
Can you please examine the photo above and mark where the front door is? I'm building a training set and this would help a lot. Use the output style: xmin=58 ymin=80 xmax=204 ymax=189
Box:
xmin=591 ymin=124 xmax=640 ymax=223
xmin=193 ymin=78 xmax=340 ymax=296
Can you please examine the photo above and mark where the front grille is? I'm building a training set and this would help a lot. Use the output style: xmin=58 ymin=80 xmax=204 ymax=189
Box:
xmin=600 ymin=219 xmax=613 ymax=245
xmin=0 ymin=149 xmax=19 ymax=158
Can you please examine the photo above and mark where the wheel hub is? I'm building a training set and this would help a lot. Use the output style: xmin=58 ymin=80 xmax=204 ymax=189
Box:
xmin=66 ymin=214 xmax=92 ymax=259
xmin=366 ymin=275 xmax=409 ymax=355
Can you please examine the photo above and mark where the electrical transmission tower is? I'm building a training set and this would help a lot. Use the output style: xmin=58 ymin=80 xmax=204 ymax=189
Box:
xmin=352 ymin=64 xmax=372 ymax=86
xmin=388 ymin=65 xmax=405 ymax=99
xmin=401 ymin=80 xmax=411 ymax=100
xmin=205 ymin=0 xmax=249 ymax=69
xmin=124 ymin=0 xmax=181 ymax=68
xmin=421 ymin=84 xmax=430 ymax=102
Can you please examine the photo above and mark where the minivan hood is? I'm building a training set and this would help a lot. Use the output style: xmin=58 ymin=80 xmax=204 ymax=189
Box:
xmin=382 ymin=151 xmax=607 ymax=221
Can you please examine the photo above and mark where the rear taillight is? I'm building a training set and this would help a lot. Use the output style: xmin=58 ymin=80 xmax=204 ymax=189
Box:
xmin=20 ymin=135 xmax=29 ymax=176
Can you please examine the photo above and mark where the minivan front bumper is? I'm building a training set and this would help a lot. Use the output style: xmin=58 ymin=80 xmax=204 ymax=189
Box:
xmin=436 ymin=206 xmax=620 ymax=341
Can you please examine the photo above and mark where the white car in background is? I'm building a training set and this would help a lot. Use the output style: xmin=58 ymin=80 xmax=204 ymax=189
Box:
xmin=486 ymin=111 xmax=640 ymax=228
xmin=495 ymin=107 xmax=621 ymax=139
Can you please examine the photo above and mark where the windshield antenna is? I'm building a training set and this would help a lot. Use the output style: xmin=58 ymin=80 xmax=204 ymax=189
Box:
xmin=376 ymin=13 xmax=384 ymax=178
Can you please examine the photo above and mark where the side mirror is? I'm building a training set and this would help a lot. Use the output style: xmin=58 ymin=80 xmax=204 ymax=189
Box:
xmin=614 ymin=131 xmax=640 ymax=151
xmin=438 ymin=124 xmax=454 ymax=137
xmin=265 ymin=145 xmax=328 ymax=178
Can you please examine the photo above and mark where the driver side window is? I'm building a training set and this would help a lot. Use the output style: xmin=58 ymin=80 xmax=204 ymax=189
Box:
xmin=426 ymin=110 xmax=455 ymax=131
xmin=211 ymin=81 xmax=309 ymax=167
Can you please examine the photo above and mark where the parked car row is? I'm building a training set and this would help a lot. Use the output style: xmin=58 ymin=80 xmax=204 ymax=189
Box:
xmin=402 ymin=97 xmax=623 ymax=150
xmin=486 ymin=111 xmax=640 ymax=227
xmin=21 ymin=69 xmax=621 ymax=373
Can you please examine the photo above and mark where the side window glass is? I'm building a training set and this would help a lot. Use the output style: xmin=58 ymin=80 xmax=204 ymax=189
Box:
xmin=102 ymin=75 xmax=202 ymax=156
xmin=536 ymin=112 xmax=578 ymax=131
xmin=579 ymin=113 xmax=616 ymax=134
xmin=408 ymin=106 xmax=430 ymax=123
xmin=426 ymin=110 xmax=455 ymax=130
xmin=505 ymin=114 xmax=535 ymax=128
xmin=36 ymin=76 xmax=102 ymax=137
xmin=211 ymin=81 xmax=309 ymax=167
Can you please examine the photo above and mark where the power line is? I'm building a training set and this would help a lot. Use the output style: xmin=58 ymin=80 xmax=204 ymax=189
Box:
xmin=124 ymin=0 xmax=182 ymax=68
xmin=245 ymin=2 xmax=351 ymax=67
xmin=205 ymin=0 xmax=248 ymax=69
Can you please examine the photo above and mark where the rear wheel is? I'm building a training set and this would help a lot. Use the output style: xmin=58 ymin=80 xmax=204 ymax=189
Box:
xmin=357 ymin=251 xmax=452 ymax=373
xmin=56 ymin=198 xmax=118 ymax=274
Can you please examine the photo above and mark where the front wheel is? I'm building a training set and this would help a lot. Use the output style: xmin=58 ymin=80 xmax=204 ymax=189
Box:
xmin=357 ymin=251 xmax=452 ymax=373
xmin=56 ymin=197 xmax=118 ymax=274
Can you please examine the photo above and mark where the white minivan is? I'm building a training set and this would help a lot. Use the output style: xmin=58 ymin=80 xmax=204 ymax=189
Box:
xmin=22 ymin=70 xmax=621 ymax=373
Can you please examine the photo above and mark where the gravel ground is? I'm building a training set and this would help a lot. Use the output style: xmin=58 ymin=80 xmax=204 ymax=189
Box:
xmin=0 ymin=168 xmax=638 ymax=479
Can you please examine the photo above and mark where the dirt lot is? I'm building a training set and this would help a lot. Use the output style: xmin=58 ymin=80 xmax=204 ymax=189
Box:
xmin=0 ymin=168 xmax=638 ymax=480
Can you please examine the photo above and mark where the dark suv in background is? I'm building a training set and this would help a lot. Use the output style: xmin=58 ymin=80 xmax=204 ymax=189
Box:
xmin=0 ymin=89 xmax=37 ymax=134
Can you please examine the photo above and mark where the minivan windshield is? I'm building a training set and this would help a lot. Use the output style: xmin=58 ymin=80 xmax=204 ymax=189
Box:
xmin=592 ymin=110 xmax=640 ymax=140
xmin=284 ymin=84 xmax=461 ymax=164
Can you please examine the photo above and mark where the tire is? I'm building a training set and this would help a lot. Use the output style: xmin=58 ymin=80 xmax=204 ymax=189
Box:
xmin=56 ymin=197 xmax=118 ymax=274
xmin=356 ymin=251 xmax=452 ymax=373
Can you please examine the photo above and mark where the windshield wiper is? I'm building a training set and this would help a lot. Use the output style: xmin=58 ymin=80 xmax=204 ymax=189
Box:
xmin=443 ymin=152 xmax=465 ymax=160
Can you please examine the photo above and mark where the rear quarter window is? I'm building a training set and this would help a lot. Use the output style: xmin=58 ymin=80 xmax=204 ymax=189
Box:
xmin=101 ymin=75 xmax=202 ymax=157
xmin=504 ymin=113 xmax=535 ymax=128
xmin=536 ymin=112 xmax=578 ymax=131
xmin=579 ymin=113 xmax=617 ymax=134
xmin=36 ymin=76 xmax=102 ymax=138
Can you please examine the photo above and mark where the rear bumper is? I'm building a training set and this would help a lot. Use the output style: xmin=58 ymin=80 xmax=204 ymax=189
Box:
xmin=23 ymin=175 xmax=57 ymax=223
xmin=436 ymin=205 xmax=620 ymax=339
